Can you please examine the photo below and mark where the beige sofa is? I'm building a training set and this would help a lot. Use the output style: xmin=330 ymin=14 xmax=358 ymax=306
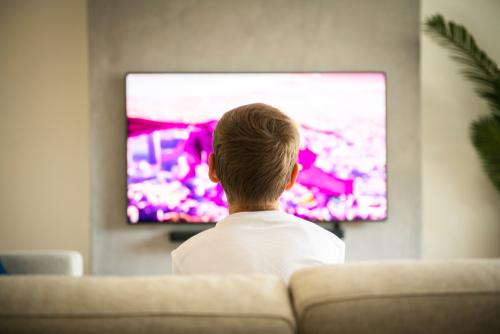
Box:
xmin=1 ymin=259 xmax=499 ymax=334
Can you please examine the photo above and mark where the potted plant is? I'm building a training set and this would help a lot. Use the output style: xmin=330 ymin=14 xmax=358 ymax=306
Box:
xmin=424 ymin=14 xmax=500 ymax=194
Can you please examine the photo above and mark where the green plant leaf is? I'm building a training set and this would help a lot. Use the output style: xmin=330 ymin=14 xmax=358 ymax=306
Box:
xmin=424 ymin=14 xmax=500 ymax=117
xmin=425 ymin=14 xmax=500 ymax=195
xmin=470 ymin=116 xmax=500 ymax=193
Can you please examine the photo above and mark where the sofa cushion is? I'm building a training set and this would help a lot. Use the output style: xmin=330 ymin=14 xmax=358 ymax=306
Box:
xmin=0 ymin=251 xmax=83 ymax=276
xmin=0 ymin=274 xmax=295 ymax=334
xmin=290 ymin=259 xmax=500 ymax=334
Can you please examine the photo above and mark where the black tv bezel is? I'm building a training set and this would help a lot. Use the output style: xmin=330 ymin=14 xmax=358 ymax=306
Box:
xmin=125 ymin=71 xmax=388 ymax=225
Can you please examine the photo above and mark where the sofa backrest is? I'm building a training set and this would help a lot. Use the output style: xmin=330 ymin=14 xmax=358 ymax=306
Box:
xmin=0 ymin=274 xmax=295 ymax=334
xmin=290 ymin=259 xmax=500 ymax=334
xmin=1 ymin=259 xmax=499 ymax=334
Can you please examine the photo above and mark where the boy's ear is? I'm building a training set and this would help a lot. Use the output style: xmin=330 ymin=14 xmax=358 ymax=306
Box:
xmin=285 ymin=163 xmax=299 ymax=191
xmin=208 ymin=153 xmax=220 ymax=183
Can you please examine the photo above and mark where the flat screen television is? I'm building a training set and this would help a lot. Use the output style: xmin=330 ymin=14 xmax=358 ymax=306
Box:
xmin=126 ymin=73 xmax=386 ymax=224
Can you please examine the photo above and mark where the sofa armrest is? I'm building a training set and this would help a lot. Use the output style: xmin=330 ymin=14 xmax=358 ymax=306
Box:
xmin=0 ymin=251 xmax=83 ymax=276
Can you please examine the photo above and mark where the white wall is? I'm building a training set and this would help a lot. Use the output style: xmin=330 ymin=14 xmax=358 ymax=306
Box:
xmin=89 ymin=0 xmax=421 ymax=275
xmin=421 ymin=0 xmax=500 ymax=258
xmin=0 ymin=0 xmax=90 ymax=271
xmin=1 ymin=0 xmax=495 ymax=275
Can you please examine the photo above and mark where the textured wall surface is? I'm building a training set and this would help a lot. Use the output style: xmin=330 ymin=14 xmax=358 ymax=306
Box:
xmin=0 ymin=0 xmax=90 ymax=272
xmin=89 ymin=0 xmax=420 ymax=275
xmin=421 ymin=0 xmax=500 ymax=258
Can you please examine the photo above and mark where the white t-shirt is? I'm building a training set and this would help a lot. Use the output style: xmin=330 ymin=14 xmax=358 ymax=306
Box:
xmin=171 ymin=210 xmax=345 ymax=281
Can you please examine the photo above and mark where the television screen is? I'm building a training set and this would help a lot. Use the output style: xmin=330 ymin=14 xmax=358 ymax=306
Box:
xmin=126 ymin=73 xmax=386 ymax=223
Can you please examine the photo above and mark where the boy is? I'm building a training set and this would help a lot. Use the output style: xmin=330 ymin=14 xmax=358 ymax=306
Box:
xmin=171 ymin=103 xmax=344 ymax=281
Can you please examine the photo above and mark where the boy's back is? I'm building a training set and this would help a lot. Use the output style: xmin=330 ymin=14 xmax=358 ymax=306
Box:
xmin=172 ymin=210 xmax=344 ymax=281
xmin=171 ymin=103 xmax=346 ymax=280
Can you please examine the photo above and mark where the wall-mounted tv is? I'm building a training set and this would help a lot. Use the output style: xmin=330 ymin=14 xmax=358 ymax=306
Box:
xmin=126 ymin=73 xmax=386 ymax=224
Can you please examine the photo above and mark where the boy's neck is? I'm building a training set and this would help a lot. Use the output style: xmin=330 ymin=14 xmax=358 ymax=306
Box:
xmin=228 ymin=201 xmax=279 ymax=214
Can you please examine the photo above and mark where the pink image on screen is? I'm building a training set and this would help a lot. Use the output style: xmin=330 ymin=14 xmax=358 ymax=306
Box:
xmin=126 ymin=73 xmax=386 ymax=223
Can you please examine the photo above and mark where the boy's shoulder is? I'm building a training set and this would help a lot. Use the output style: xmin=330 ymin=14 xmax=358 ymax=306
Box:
xmin=282 ymin=212 xmax=342 ymax=237
xmin=282 ymin=213 xmax=345 ymax=262
xmin=171 ymin=225 xmax=218 ymax=260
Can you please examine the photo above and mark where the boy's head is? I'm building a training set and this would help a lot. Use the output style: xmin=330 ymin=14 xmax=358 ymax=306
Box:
xmin=209 ymin=103 xmax=300 ymax=210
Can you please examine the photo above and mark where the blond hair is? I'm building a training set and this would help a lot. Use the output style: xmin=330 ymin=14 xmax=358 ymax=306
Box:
xmin=212 ymin=103 xmax=300 ymax=208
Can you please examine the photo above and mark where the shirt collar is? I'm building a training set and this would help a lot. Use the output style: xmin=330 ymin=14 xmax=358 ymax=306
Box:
xmin=216 ymin=210 xmax=283 ymax=228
